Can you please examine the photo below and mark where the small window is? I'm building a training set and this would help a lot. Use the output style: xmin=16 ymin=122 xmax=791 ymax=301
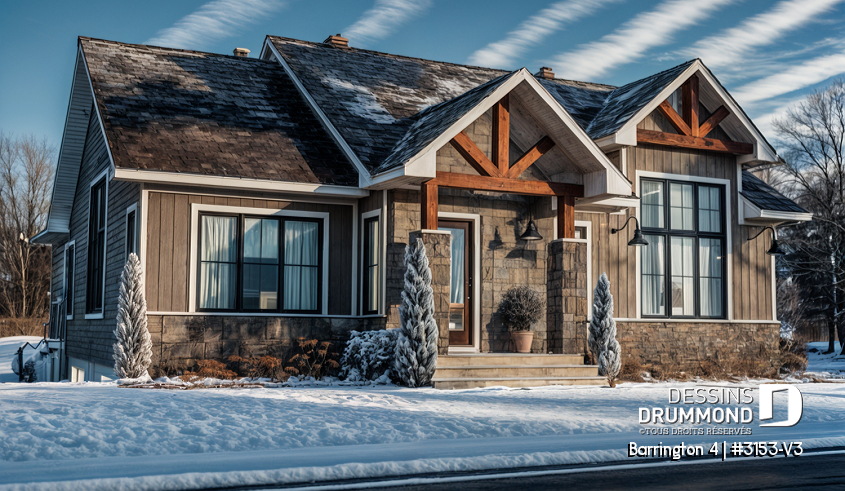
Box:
xmin=64 ymin=243 xmax=75 ymax=318
xmin=126 ymin=208 xmax=137 ymax=257
xmin=362 ymin=216 xmax=380 ymax=315
xmin=86 ymin=177 xmax=107 ymax=314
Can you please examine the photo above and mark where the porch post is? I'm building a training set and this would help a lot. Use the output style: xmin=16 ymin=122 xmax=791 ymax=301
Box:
xmin=409 ymin=230 xmax=451 ymax=355
xmin=557 ymin=195 xmax=575 ymax=239
xmin=547 ymin=239 xmax=589 ymax=355
xmin=421 ymin=180 xmax=438 ymax=230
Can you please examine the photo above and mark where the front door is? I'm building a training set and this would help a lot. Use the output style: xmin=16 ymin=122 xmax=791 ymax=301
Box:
xmin=439 ymin=220 xmax=473 ymax=346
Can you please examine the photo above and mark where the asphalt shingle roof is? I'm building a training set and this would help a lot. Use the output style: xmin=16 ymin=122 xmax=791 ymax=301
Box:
xmin=81 ymin=37 xmax=358 ymax=186
xmin=741 ymin=171 xmax=808 ymax=214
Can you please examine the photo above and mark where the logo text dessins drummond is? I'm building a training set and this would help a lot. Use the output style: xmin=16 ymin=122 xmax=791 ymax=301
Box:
xmin=638 ymin=385 xmax=803 ymax=436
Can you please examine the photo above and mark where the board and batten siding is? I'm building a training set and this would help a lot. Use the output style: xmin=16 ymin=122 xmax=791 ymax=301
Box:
xmin=144 ymin=190 xmax=354 ymax=315
xmin=576 ymin=113 xmax=774 ymax=321
xmin=57 ymin=106 xmax=141 ymax=367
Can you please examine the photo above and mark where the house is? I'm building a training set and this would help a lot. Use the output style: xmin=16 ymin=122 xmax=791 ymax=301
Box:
xmin=34 ymin=35 xmax=811 ymax=387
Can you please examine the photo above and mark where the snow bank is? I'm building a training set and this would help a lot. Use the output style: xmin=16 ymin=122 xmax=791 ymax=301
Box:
xmin=0 ymin=336 xmax=43 ymax=383
xmin=805 ymin=341 xmax=845 ymax=379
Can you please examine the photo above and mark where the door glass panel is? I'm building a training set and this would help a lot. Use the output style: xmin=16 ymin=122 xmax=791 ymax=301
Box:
xmin=441 ymin=227 xmax=465 ymax=304
xmin=671 ymin=237 xmax=695 ymax=316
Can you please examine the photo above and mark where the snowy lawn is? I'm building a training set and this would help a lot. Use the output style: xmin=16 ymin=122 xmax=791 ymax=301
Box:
xmin=806 ymin=341 xmax=845 ymax=379
xmin=0 ymin=379 xmax=843 ymax=491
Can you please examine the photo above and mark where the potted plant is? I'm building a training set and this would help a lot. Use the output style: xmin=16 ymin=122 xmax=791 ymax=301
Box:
xmin=497 ymin=286 xmax=545 ymax=353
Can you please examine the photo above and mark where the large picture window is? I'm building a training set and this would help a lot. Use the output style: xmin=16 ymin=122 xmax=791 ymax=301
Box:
xmin=197 ymin=213 xmax=323 ymax=313
xmin=86 ymin=177 xmax=107 ymax=314
xmin=640 ymin=178 xmax=726 ymax=319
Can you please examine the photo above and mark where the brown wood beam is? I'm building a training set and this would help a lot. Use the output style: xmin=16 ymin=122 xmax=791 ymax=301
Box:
xmin=557 ymin=195 xmax=575 ymax=239
xmin=492 ymin=95 xmax=510 ymax=175
xmin=656 ymin=100 xmax=691 ymax=136
xmin=507 ymin=136 xmax=555 ymax=179
xmin=637 ymin=129 xmax=753 ymax=155
xmin=450 ymin=131 xmax=501 ymax=177
xmin=699 ymin=105 xmax=729 ymax=138
xmin=433 ymin=171 xmax=583 ymax=197
xmin=682 ymin=76 xmax=700 ymax=137
xmin=421 ymin=180 xmax=438 ymax=230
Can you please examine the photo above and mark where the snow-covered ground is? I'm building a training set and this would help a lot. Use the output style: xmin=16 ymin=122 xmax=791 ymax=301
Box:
xmin=805 ymin=341 xmax=845 ymax=379
xmin=1 ymin=337 xmax=844 ymax=491
xmin=0 ymin=336 xmax=42 ymax=383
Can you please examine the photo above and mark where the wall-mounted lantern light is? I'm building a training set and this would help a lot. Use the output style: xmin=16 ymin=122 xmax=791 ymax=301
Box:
xmin=748 ymin=226 xmax=786 ymax=256
xmin=611 ymin=216 xmax=649 ymax=247
xmin=520 ymin=197 xmax=543 ymax=241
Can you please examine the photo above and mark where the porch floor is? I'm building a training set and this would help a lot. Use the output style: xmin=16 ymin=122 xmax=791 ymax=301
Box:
xmin=433 ymin=353 xmax=605 ymax=389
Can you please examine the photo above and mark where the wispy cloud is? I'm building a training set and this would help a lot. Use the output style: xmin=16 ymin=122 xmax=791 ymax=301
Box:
xmin=466 ymin=0 xmax=618 ymax=68
xmin=681 ymin=0 xmax=844 ymax=70
xmin=342 ymin=0 xmax=432 ymax=47
xmin=145 ymin=0 xmax=286 ymax=50
xmin=731 ymin=48 xmax=845 ymax=104
xmin=548 ymin=0 xmax=735 ymax=81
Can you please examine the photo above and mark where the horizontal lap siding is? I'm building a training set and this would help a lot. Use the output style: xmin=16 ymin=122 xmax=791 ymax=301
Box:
xmin=145 ymin=191 xmax=353 ymax=315
xmin=63 ymin=108 xmax=141 ymax=367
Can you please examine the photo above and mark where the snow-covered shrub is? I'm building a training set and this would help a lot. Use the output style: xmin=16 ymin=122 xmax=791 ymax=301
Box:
xmin=285 ymin=339 xmax=339 ymax=380
xmin=341 ymin=329 xmax=398 ymax=382
xmin=21 ymin=360 xmax=36 ymax=383
xmin=393 ymin=238 xmax=438 ymax=387
xmin=497 ymin=286 xmax=544 ymax=331
xmin=113 ymin=253 xmax=152 ymax=380
xmin=589 ymin=273 xmax=621 ymax=387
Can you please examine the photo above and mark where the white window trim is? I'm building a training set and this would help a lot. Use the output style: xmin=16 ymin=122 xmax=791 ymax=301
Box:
xmin=361 ymin=208 xmax=385 ymax=316
xmin=188 ymin=203 xmax=330 ymax=315
xmin=125 ymin=202 xmax=138 ymax=258
xmin=63 ymin=240 xmax=76 ymax=320
xmin=84 ymin=168 xmax=109 ymax=320
xmin=439 ymin=211 xmax=482 ymax=354
xmin=634 ymin=170 xmax=733 ymax=321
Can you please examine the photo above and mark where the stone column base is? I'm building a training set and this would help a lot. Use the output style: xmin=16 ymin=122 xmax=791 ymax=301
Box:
xmin=546 ymin=239 xmax=588 ymax=354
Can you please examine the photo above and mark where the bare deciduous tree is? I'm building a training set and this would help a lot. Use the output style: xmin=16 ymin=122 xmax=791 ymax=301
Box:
xmin=772 ymin=79 xmax=845 ymax=355
xmin=0 ymin=132 xmax=54 ymax=336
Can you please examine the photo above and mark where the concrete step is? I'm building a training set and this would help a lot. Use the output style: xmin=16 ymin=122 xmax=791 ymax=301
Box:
xmin=432 ymin=376 xmax=607 ymax=390
xmin=434 ymin=364 xmax=599 ymax=379
xmin=437 ymin=353 xmax=585 ymax=367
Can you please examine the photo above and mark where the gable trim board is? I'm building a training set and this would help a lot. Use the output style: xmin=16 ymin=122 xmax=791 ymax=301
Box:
xmin=633 ymin=170 xmax=734 ymax=322
xmin=262 ymin=38 xmax=372 ymax=188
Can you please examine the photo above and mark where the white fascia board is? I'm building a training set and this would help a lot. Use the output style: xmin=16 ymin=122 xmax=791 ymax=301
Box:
xmin=79 ymin=44 xmax=117 ymax=180
xmin=740 ymin=195 xmax=812 ymax=223
xmin=612 ymin=60 xmax=778 ymax=161
xmin=263 ymin=38 xmax=372 ymax=188
xmin=113 ymin=168 xmax=369 ymax=197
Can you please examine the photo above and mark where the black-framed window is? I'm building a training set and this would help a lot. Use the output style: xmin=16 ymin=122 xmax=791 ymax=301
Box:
xmin=126 ymin=208 xmax=137 ymax=257
xmin=197 ymin=213 xmax=323 ymax=313
xmin=641 ymin=178 xmax=726 ymax=319
xmin=86 ymin=178 xmax=106 ymax=314
xmin=362 ymin=216 xmax=380 ymax=315
xmin=64 ymin=243 xmax=75 ymax=318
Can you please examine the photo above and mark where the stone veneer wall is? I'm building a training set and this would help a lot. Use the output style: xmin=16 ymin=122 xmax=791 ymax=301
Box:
xmin=617 ymin=321 xmax=780 ymax=368
xmin=147 ymin=315 xmax=386 ymax=372
xmin=388 ymin=188 xmax=556 ymax=353
xmin=546 ymin=240 xmax=589 ymax=355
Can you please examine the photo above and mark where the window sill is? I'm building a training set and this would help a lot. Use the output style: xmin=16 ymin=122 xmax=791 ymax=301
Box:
xmin=615 ymin=318 xmax=779 ymax=324
xmin=84 ymin=312 xmax=104 ymax=320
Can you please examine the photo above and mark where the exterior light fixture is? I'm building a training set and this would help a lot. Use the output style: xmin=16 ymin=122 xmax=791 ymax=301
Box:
xmin=748 ymin=226 xmax=786 ymax=256
xmin=611 ymin=216 xmax=648 ymax=247
xmin=520 ymin=197 xmax=543 ymax=241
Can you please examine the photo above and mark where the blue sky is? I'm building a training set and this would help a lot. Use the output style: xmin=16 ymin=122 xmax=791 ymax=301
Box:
xmin=1 ymin=0 xmax=844 ymax=152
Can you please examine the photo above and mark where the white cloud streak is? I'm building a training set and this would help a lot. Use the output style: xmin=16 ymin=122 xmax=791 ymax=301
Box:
xmin=342 ymin=0 xmax=432 ymax=47
xmin=466 ymin=0 xmax=618 ymax=68
xmin=145 ymin=0 xmax=286 ymax=50
xmin=548 ymin=0 xmax=735 ymax=81
xmin=681 ymin=0 xmax=845 ymax=70
xmin=731 ymin=49 xmax=845 ymax=104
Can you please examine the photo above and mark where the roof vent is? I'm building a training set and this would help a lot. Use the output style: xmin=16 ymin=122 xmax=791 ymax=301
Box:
xmin=536 ymin=67 xmax=555 ymax=80
xmin=323 ymin=34 xmax=349 ymax=48
xmin=233 ymin=48 xmax=250 ymax=57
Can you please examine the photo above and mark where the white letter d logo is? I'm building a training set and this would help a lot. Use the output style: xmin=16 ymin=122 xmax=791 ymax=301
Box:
xmin=759 ymin=384 xmax=803 ymax=427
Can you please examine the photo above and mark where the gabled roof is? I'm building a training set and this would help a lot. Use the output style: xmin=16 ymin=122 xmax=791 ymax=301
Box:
xmin=741 ymin=171 xmax=808 ymax=214
xmin=81 ymin=37 xmax=358 ymax=186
